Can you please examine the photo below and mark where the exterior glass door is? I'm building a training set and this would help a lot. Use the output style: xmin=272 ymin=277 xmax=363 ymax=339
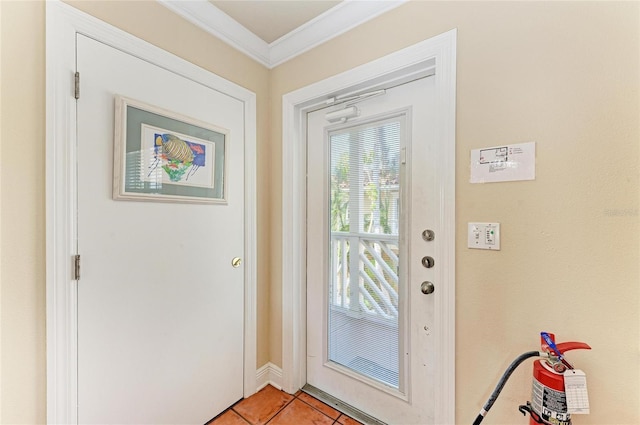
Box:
xmin=306 ymin=75 xmax=442 ymax=424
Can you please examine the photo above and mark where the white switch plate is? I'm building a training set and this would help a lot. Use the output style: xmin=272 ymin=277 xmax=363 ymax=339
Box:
xmin=468 ymin=222 xmax=501 ymax=250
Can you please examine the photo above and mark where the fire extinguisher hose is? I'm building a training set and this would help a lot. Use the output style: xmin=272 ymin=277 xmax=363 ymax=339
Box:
xmin=472 ymin=351 xmax=543 ymax=425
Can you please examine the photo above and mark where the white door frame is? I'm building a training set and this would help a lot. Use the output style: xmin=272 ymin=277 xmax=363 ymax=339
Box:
xmin=281 ymin=29 xmax=457 ymax=423
xmin=45 ymin=2 xmax=257 ymax=423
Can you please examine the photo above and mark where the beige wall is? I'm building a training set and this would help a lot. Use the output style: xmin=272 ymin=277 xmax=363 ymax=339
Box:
xmin=0 ymin=1 xmax=3 ymax=421
xmin=270 ymin=1 xmax=639 ymax=424
xmin=1 ymin=0 xmax=638 ymax=424
xmin=0 ymin=1 xmax=270 ymax=423
xmin=1 ymin=2 xmax=46 ymax=423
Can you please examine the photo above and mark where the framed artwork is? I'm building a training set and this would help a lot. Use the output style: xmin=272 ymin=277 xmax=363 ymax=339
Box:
xmin=113 ymin=96 xmax=228 ymax=204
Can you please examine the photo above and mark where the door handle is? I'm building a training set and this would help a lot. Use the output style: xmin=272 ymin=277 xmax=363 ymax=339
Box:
xmin=421 ymin=281 xmax=435 ymax=295
xmin=231 ymin=257 xmax=242 ymax=268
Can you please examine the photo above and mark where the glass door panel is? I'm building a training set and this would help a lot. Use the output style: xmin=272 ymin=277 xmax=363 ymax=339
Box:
xmin=327 ymin=117 xmax=403 ymax=389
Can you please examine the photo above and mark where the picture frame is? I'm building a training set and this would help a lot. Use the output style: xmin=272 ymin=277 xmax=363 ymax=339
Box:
xmin=113 ymin=95 xmax=229 ymax=204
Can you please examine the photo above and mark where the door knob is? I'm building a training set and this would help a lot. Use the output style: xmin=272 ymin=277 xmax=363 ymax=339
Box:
xmin=231 ymin=257 xmax=242 ymax=268
xmin=421 ymin=281 xmax=435 ymax=295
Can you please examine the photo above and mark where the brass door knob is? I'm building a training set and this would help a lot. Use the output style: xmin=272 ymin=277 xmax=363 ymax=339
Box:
xmin=231 ymin=257 xmax=242 ymax=268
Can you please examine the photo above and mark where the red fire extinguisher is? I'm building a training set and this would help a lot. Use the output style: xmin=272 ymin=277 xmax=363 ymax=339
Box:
xmin=520 ymin=332 xmax=591 ymax=425
xmin=472 ymin=332 xmax=590 ymax=425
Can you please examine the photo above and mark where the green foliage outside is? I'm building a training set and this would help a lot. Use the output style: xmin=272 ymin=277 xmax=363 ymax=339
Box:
xmin=330 ymin=142 xmax=399 ymax=316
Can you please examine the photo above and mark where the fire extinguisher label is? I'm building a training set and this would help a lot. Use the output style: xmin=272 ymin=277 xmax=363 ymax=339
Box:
xmin=532 ymin=379 xmax=571 ymax=425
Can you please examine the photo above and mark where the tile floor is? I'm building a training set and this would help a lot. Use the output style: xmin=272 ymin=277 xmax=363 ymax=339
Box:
xmin=208 ymin=385 xmax=362 ymax=425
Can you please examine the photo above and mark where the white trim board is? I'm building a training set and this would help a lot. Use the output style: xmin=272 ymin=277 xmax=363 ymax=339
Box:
xmin=158 ymin=0 xmax=408 ymax=69
xmin=256 ymin=363 xmax=284 ymax=391
xmin=45 ymin=2 xmax=257 ymax=423
xmin=281 ymin=29 xmax=457 ymax=424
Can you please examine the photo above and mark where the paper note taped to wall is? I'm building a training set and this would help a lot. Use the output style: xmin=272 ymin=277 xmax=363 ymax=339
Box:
xmin=470 ymin=142 xmax=535 ymax=183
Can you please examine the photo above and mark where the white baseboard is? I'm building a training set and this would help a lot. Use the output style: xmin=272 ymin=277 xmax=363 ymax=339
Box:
xmin=256 ymin=362 xmax=283 ymax=391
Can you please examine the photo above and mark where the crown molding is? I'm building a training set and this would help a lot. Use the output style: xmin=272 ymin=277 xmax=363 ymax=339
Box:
xmin=268 ymin=0 xmax=408 ymax=67
xmin=158 ymin=0 xmax=271 ymax=65
xmin=158 ymin=0 xmax=408 ymax=69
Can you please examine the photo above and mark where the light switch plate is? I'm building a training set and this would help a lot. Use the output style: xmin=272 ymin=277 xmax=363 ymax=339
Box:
xmin=468 ymin=222 xmax=501 ymax=250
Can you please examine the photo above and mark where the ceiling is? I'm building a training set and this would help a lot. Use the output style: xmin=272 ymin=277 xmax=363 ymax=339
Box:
xmin=160 ymin=0 xmax=407 ymax=68
xmin=210 ymin=1 xmax=341 ymax=44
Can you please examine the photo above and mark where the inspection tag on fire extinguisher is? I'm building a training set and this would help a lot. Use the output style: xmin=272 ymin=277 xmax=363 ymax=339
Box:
xmin=564 ymin=369 xmax=590 ymax=414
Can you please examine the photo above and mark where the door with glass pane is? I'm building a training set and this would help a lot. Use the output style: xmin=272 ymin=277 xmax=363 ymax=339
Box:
xmin=307 ymin=77 xmax=438 ymax=424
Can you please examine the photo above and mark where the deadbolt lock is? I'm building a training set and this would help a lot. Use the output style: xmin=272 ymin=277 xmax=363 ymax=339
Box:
xmin=422 ymin=229 xmax=435 ymax=242
xmin=421 ymin=256 xmax=435 ymax=268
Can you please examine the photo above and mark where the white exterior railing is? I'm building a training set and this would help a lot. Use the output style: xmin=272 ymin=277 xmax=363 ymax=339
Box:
xmin=330 ymin=232 xmax=399 ymax=320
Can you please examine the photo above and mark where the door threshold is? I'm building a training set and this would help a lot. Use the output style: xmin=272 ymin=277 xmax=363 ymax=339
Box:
xmin=301 ymin=384 xmax=388 ymax=425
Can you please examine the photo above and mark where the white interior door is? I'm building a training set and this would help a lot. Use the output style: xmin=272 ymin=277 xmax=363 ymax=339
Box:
xmin=77 ymin=34 xmax=245 ymax=424
xmin=306 ymin=76 xmax=440 ymax=424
